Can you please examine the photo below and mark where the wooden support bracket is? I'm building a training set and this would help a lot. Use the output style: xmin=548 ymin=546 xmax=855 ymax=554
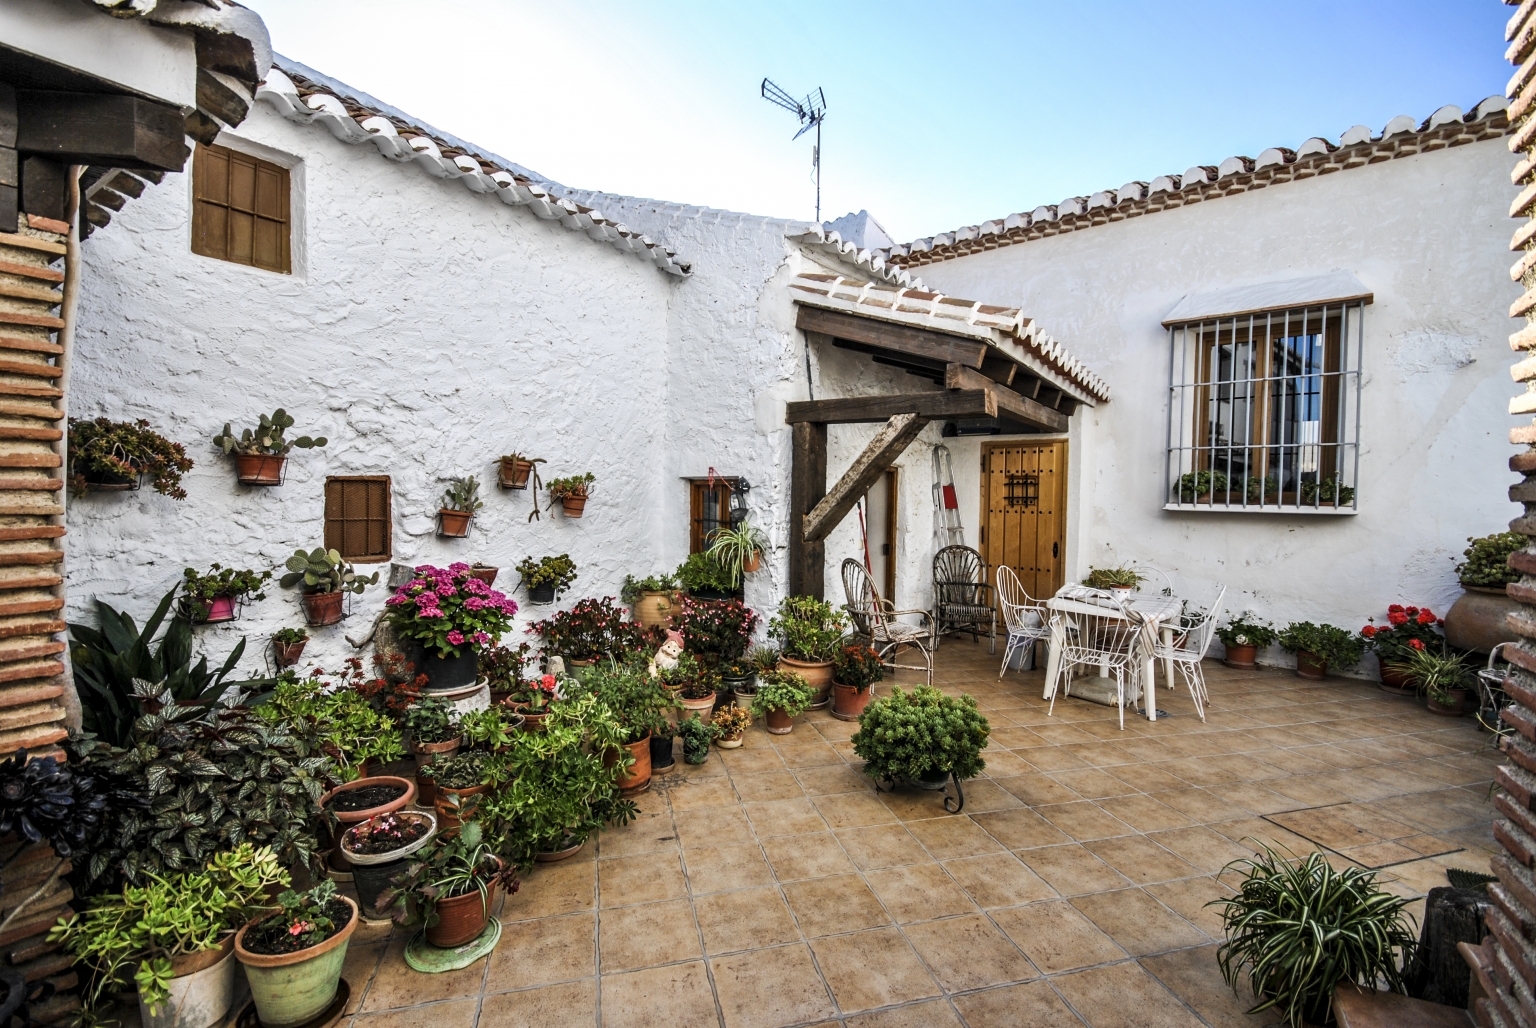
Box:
xmin=803 ymin=412 xmax=930 ymax=544
xmin=944 ymin=364 xmax=1067 ymax=432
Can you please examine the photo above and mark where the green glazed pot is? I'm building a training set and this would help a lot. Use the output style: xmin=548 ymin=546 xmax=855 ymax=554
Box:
xmin=235 ymin=896 xmax=358 ymax=1028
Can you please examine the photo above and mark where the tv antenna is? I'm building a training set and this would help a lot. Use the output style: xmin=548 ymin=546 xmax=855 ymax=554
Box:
xmin=761 ymin=78 xmax=827 ymax=222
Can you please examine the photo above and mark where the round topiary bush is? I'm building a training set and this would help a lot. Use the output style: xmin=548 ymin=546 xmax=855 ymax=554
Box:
xmin=850 ymin=685 xmax=989 ymax=783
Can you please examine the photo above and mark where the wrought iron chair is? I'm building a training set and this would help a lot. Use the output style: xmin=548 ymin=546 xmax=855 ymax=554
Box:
xmin=995 ymin=565 xmax=1049 ymax=679
xmin=932 ymin=545 xmax=997 ymax=653
xmin=1144 ymin=585 xmax=1226 ymax=721
xmin=1046 ymin=594 xmax=1145 ymax=730
xmin=841 ymin=558 xmax=935 ymax=687
xmin=1129 ymin=562 xmax=1176 ymax=597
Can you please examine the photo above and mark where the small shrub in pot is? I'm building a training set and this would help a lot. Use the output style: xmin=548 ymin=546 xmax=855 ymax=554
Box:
xmin=749 ymin=670 xmax=814 ymax=734
xmin=377 ymin=822 xmax=519 ymax=948
xmin=547 ymin=472 xmax=595 ymax=517
xmin=851 ymin=685 xmax=990 ymax=786
xmin=711 ymin=706 xmax=751 ymax=747
xmin=832 ymin=640 xmax=884 ymax=720
xmin=1456 ymin=531 xmax=1523 ymax=588
xmin=1216 ymin=613 xmax=1277 ymax=667
xmin=1278 ymin=622 xmax=1362 ymax=679
xmin=678 ymin=714 xmax=719 ymax=764
xmin=68 ymin=416 xmax=193 ymax=497
xmin=234 ymin=880 xmax=357 ymax=1028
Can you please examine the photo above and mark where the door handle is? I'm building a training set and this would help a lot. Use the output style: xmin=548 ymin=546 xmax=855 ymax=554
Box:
xmin=1053 ymin=542 xmax=1059 ymax=558
xmin=880 ymin=543 xmax=890 ymax=556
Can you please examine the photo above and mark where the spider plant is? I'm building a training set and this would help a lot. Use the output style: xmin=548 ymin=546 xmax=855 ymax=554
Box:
xmin=376 ymin=821 xmax=516 ymax=928
xmin=706 ymin=519 xmax=767 ymax=589
xmin=1210 ymin=845 xmax=1417 ymax=1028
xmin=1396 ymin=647 xmax=1476 ymax=707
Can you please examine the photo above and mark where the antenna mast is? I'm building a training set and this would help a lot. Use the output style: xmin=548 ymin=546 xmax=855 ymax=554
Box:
xmin=760 ymin=78 xmax=827 ymax=223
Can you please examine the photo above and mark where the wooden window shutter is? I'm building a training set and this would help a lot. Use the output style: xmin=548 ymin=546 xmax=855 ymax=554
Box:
xmin=192 ymin=142 xmax=291 ymax=273
xmin=324 ymin=477 xmax=392 ymax=562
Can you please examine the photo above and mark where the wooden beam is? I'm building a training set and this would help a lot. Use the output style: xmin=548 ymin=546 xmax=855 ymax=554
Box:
xmin=944 ymin=364 xmax=1068 ymax=432
xmin=16 ymin=91 xmax=189 ymax=172
xmin=786 ymin=390 xmax=995 ymax=425
xmin=796 ymin=305 xmax=987 ymax=370
xmin=790 ymin=422 xmax=827 ymax=599
xmin=803 ymin=413 xmax=930 ymax=544
xmin=978 ymin=351 xmax=1017 ymax=386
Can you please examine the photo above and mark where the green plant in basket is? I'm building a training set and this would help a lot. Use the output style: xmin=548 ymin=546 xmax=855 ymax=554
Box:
xmin=273 ymin=627 xmax=308 ymax=646
xmin=1278 ymin=622 xmax=1363 ymax=669
xmin=517 ymin=554 xmax=578 ymax=597
xmin=1457 ymin=532 xmax=1523 ymax=588
xmin=1211 ymin=844 xmax=1416 ymax=1028
xmin=257 ymin=672 xmax=405 ymax=778
xmin=1216 ymin=613 xmax=1278 ymax=650
xmin=768 ymin=596 xmax=847 ymax=662
xmin=1082 ymin=565 xmax=1143 ymax=590
xmin=749 ymin=670 xmax=814 ymax=720
xmin=851 ymin=685 xmax=989 ymax=783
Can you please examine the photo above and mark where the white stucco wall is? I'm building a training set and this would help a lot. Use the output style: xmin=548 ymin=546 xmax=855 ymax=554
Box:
xmin=912 ymin=136 xmax=1521 ymax=671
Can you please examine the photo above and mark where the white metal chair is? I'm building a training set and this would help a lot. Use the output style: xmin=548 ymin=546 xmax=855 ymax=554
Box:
xmin=995 ymin=565 xmax=1049 ymax=679
xmin=1145 ymin=585 xmax=1226 ymax=721
xmin=841 ymin=559 xmax=936 ymax=687
xmin=1046 ymin=595 xmax=1146 ymax=730
xmin=1130 ymin=562 xmax=1176 ymax=597
xmin=932 ymin=545 xmax=997 ymax=653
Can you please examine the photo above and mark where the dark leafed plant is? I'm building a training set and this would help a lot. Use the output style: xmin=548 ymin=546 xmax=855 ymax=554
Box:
xmin=1211 ymin=845 xmax=1417 ymax=1028
xmin=0 ymin=749 xmax=112 ymax=869
xmin=530 ymin=597 xmax=629 ymax=661
xmin=675 ymin=598 xmax=759 ymax=663
xmin=833 ymin=641 xmax=885 ymax=692
xmin=1278 ymin=622 xmax=1363 ymax=669
xmin=850 ymin=685 xmax=989 ymax=782
xmin=67 ymin=416 xmax=193 ymax=499
xmin=1457 ymin=531 xmax=1523 ymax=588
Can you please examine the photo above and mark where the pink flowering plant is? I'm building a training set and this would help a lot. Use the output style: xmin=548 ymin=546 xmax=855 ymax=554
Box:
xmin=385 ymin=563 xmax=518 ymax=658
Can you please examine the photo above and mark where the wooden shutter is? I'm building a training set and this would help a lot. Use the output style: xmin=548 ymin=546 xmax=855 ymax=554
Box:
xmin=192 ymin=143 xmax=291 ymax=273
xmin=324 ymin=477 xmax=392 ymax=562
xmin=688 ymin=479 xmax=735 ymax=553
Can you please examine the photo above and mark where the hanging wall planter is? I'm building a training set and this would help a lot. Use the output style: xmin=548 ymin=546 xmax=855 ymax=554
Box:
xmin=282 ymin=548 xmax=380 ymax=627
xmin=212 ymin=409 xmax=326 ymax=487
xmin=517 ymin=554 xmax=577 ymax=606
xmin=468 ymin=563 xmax=498 ymax=586
xmin=180 ymin=565 xmax=271 ymax=625
xmin=438 ymin=510 xmax=473 ymax=538
xmin=273 ymin=629 xmax=309 ymax=669
xmin=546 ymin=473 xmax=595 ymax=519
xmin=235 ymin=454 xmax=286 ymax=486
xmin=437 ymin=475 xmax=483 ymax=539
xmin=67 ymin=415 xmax=192 ymax=499
xmin=497 ymin=453 xmax=543 ymax=490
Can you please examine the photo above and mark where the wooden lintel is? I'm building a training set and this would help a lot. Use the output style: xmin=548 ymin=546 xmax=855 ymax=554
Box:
xmin=944 ymin=364 xmax=1068 ymax=433
xmin=796 ymin=305 xmax=987 ymax=370
xmin=803 ymin=413 xmax=930 ymax=544
xmin=1037 ymin=386 xmax=1063 ymax=411
xmin=16 ymin=90 xmax=190 ymax=172
xmin=786 ymin=390 xmax=995 ymax=425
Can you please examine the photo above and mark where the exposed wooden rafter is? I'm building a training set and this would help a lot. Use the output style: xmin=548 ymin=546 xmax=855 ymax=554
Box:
xmin=803 ymin=413 xmax=929 ymax=544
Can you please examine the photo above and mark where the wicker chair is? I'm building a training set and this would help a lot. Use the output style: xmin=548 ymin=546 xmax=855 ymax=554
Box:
xmin=841 ymin=559 xmax=935 ymax=687
xmin=932 ymin=545 xmax=997 ymax=653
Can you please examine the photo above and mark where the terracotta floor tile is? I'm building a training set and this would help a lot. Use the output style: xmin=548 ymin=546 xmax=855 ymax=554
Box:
xmin=360 ymin=938 xmax=487 ymax=1011
xmin=953 ymin=980 xmax=1087 ymax=1027
xmin=681 ymin=843 xmax=775 ymax=894
xmin=1144 ymin=875 xmax=1233 ymax=938
xmin=672 ymin=807 xmax=755 ymax=850
xmin=479 ymin=980 xmax=596 ymax=1028
xmin=864 ymin=863 xmax=978 ymax=923
xmin=742 ymin=796 xmax=830 ymax=838
xmin=836 ymin=823 xmax=930 ymax=870
xmin=729 ymin=770 xmax=805 ymax=802
xmin=1012 ymin=744 xmax=1091 ymax=771
xmin=599 ymin=853 xmax=689 ymax=906
xmin=1096 ymin=793 xmax=1195 ymax=833
xmin=903 ymin=912 xmax=1037 ymax=992
xmin=1109 ymin=762 xmax=1193 ymax=793
xmin=596 ymin=813 xmax=679 ymax=860
xmin=710 ymin=943 xmax=836 ymax=1028
xmin=843 ymin=999 xmax=965 ymax=1028
xmin=811 ymin=927 xmax=942 ymax=1014
xmin=812 ymin=789 xmax=900 ymax=830
xmin=715 ymin=741 xmax=789 ymax=774
xmin=1035 ymin=801 xmax=1135 ymax=843
xmin=991 ymin=899 xmax=1127 ymax=973
xmin=1051 ymin=767 xmax=1140 ymax=799
xmin=905 ymin=815 xmax=1006 ymax=859
xmin=341 ymin=943 xmax=385 ymax=1013
xmin=351 ymin=999 xmax=480 ymax=1028
xmin=954 ymin=778 xmax=1026 ymax=813
xmin=782 ymin=873 xmax=892 ymax=936
xmin=977 ymin=748 xmax=1038 ymax=778
xmin=1140 ymin=944 xmax=1271 ymax=1026
xmin=1051 ymin=962 xmax=1207 ymax=1028
xmin=1016 ymin=844 xmax=1134 ymax=897
xmin=598 ymin=899 xmax=701 ymax=971
xmin=971 ymin=807 xmax=1072 ymax=850
xmin=1147 ymin=826 xmax=1256 ymax=874
xmin=1152 ymin=788 xmax=1252 ymax=824
xmin=1071 ymin=888 xmax=1208 ymax=955
xmin=667 ymin=774 xmax=740 ymax=811
xmin=762 ymin=831 xmax=856 ymax=881
xmin=994 ymin=773 xmax=1083 ymax=806
xmin=773 ymin=738 xmax=845 ymax=768
xmin=943 ymin=851 xmax=1058 ymax=908
xmin=599 ymin=961 xmax=717 ymax=1028
xmin=693 ymin=886 xmax=801 ymax=954
xmin=489 ymin=911 xmax=595 ymax=987
xmin=795 ymin=763 xmax=871 ymax=795
xmin=877 ymin=787 xmax=958 ymax=822
xmin=501 ymin=861 xmax=596 ymax=921
xmin=1083 ymin=835 xmax=1200 ymax=886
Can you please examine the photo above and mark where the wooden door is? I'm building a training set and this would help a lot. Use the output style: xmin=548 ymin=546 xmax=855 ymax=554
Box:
xmin=980 ymin=442 xmax=1066 ymax=601
xmin=862 ymin=470 xmax=897 ymax=602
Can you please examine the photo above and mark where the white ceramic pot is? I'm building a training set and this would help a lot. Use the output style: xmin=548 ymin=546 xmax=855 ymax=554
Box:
xmin=340 ymin=810 xmax=438 ymax=866
xmin=139 ymin=945 xmax=238 ymax=1028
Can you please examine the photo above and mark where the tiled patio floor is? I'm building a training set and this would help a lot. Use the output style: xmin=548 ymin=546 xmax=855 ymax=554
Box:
xmin=334 ymin=643 xmax=1500 ymax=1028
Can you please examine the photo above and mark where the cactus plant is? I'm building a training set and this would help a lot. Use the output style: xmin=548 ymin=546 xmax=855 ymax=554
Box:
xmin=440 ymin=476 xmax=484 ymax=514
xmin=280 ymin=547 xmax=378 ymax=595
xmin=212 ymin=409 xmax=327 ymax=456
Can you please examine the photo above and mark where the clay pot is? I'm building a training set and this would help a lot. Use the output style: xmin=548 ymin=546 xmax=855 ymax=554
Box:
xmin=742 ymin=550 xmax=761 ymax=574
xmin=1222 ymin=644 xmax=1257 ymax=669
xmin=560 ymin=493 xmax=587 ymax=518
xmin=438 ymin=509 xmax=473 ymax=538
xmin=611 ymin=735 xmax=651 ymax=796
xmin=468 ymin=565 xmax=498 ymax=586
xmin=1295 ymin=651 xmax=1327 ymax=680
xmin=716 ymin=734 xmax=743 ymax=749
xmin=499 ymin=457 xmax=533 ymax=489
xmin=434 ymin=783 xmax=490 ymax=829
xmin=410 ymin=736 xmax=461 ymax=770
xmin=301 ymin=591 xmax=344 ymax=627
xmin=414 ymin=772 xmax=437 ymax=807
xmin=273 ymin=636 xmax=308 ymax=669
xmin=195 ymin=596 xmax=238 ymax=624
xmin=535 ymin=836 xmax=585 ymax=862
xmin=832 ymin=682 xmax=873 ymax=722
xmin=143 ymin=938 xmax=237 ymax=1028
xmin=679 ymin=692 xmax=717 ymax=718
xmin=82 ymin=469 xmax=139 ymax=491
xmin=1428 ymin=689 xmax=1469 ymax=717
xmin=514 ymin=707 xmax=547 ymax=732
xmin=426 ymin=877 xmax=501 ymax=948
xmin=633 ymin=590 xmax=677 ymax=630
xmin=321 ymin=776 xmax=415 ymax=825
xmin=765 ymin=708 xmax=794 ymax=735
xmin=778 ymin=655 xmax=834 ymax=709
xmin=234 ymin=453 xmax=285 ymax=486
xmin=564 ymin=657 xmax=597 ymax=685
xmin=235 ymin=896 xmax=358 ymax=1028
xmin=1444 ymin=587 xmax=1521 ymax=653
xmin=1378 ymin=664 xmax=1417 ymax=696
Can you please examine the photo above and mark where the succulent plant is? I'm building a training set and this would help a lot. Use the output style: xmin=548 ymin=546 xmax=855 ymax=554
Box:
xmin=212 ymin=409 xmax=327 ymax=456
xmin=280 ymin=547 xmax=379 ymax=595
xmin=440 ymin=475 xmax=484 ymax=514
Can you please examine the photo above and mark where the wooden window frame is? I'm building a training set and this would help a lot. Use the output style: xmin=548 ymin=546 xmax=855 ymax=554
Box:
xmin=686 ymin=477 xmax=738 ymax=554
xmin=324 ymin=476 xmax=393 ymax=563
xmin=191 ymin=142 xmax=292 ymax=273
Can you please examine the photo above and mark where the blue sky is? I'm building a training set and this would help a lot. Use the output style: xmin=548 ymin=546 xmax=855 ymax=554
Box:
xmin=244 ymin=1 xmax=1511 ymax=242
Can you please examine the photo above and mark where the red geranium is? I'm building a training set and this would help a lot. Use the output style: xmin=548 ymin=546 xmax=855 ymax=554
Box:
xmin=1409 ymin=638 xmax=1425 ymax=651
xmin=1387 ymin=611 xmax=1408 ymax=626
xmin=1417 ymin=609 xmax=1436 ymax=624
xmin=1361 ymin=625 xmax=1377 ymax=638
xmin=1388 ymin=604 xmax=1405 ymax=613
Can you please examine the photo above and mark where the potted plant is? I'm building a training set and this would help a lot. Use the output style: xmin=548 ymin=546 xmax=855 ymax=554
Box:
xmin=279 ymin=547 xmax=380 ymax=627
xmin=832 ymin=640 xmax=884 ymax=721
xmin=234 ymin=880 xmax=358 ymax=1028
xmin=1216 ymin=613 xmax=1278 ymax=669
xmin=497 ymin=452 xmax=542 ymax=490
xmin=712 ymin=706 xmax=751 ymax=748
xmin=437 ymin=475 xmax=483 ymax=538
xmin=179 ymin=564 xmax=271 ymax=624
xmin=421 ymin=751 xmax=500 ymax=829
xmin=1244 ymin=476 xmax=1279 ymax=504
xmin=676 ymin=551 xmax=738 ymax=600
xmin=678 ymin=714 xmax=719 ymax=764
xmin=468 ymin=562 xmax=498 ymax=585
xmin=51 ymin=844 xmax=287 ymax=1028
xmin=503 ymin=672 xmax=560 ymax=731
xmin=736 ymin=646 xmax=779 ymax=700
xmin=531 ymin=597 xmax=628 ymax=677
xmin=517 ymin=554 xmax=578 ymax=604
xmin=405 ymin=695 xmax=462 ymax=773
xmin=378 ymin=821 xmax=519 ymax=948
xmin=621 ymin=572 xmax=681 ymax=629
xmin=1444 ymin=531 xmax=1524 ymax=652
xmin=547 ymin=472 xmax=595 ymax=517
xmin=706 ymin=519 xmax=768 ymax=588
xmin=768 ymin=595 xmax=847 ymax=708
xmin=750 ymin=670 xmax=814 ymax=735
xmin=1173 ymin=469 xmax=1229 ymax=504
xmin=1360 ymin=604 xmax=1444 ymax=692
xmin=460 ymin=704 xmax=522 ymax=751
xmin=676 ymin=597 xmax=759 ymax=668
xmin=272 ymin=627 xmax=309 ymax=669
xmin=650 ymin=723 xmax=677 ymax=772
xmin=1401 ymin=647 xmax=1476 ymax=716
xmin=1278 ymin=622 xmax=1363 ymax=680
xmin=339 ymin=810 xmax=437 ymax=920
xmin=583 ymin=659 xmax=676 ymax=796
xmin=1083 ymin=565 xmax=1143 ymax=598
xmin=851 ymin=685 xmax=990 ymax=790
xmin=1212 ymin=846 xmax=1416 ymax=1028
xmin=386 ymin=563 xmax=518 ymax=690
xmin=664 ymin=655 xmax=721 ymax=717
xmin=259 ymin=672 xmax=408 ymax=785
xmin=68 ymin=416 xmax=193 ymax=497
xmin=480 ymin=642 xmax=531 ymax=705
xmin=212 ymin=409 xmax=327 ymax=486
xmin=1299 ymin=476 xmax=1355 ymax=507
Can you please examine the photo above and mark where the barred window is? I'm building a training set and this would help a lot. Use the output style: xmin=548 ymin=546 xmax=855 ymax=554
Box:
xmin=1166 ymin=301 xmax=1363 ymax=513
xmin=324 ymin=476 xmax=392 ymax=562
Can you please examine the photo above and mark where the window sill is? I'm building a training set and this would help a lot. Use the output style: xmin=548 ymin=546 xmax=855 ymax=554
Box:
xmin=1162 ymin=502 xmax=1358 ymax=515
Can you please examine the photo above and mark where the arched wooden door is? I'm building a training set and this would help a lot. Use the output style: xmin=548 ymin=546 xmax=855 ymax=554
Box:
xmin=980 ymin=441 xmax=1067 ymax=601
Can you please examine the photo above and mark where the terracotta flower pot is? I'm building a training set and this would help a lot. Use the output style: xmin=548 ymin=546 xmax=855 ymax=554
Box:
xmin=434 ymin=783 xmax=490 ymax=829
xmin=234 ymin=895 xmax=358 ymax=1028
xmin=414 ymin=772 xmax=436 ymax=807
xmin=1379 ymin=664 xmax=1417 ymax=695
xmin=320 ymin=776 xmax=415 ymax=825
xmin=426 ymin=877 xmax=500 ymax=948
xmin=1428 ymin=689 xmax=1469 ymax=717
xmin=1222 ymin=644 xmax=1257 ymax=669
xmin=499 ymin=457 xmax=533 ymax=489
xmin=742 ymin=550 xmax=761 ymax=574
xmin=633 ymin=590 xmax=677 ymax=629
xmin=273 ymin=637 xmax=308 ymax=669
xmin=234 ymin=453 xmax=285 ymax=486
xmin=765 ymin=708 xmax=794 ymax=735
xmin=438 ymin=509 xmax=473 ymax=538
xmin=560 ymin=492 xmax=587 ymax=517
xmin=778 ymin=655 xmax=834 ymax=708
xmin=410 ymin=736 xmax=462 ymax=770
xmin=832 ymin=682 xmax=873 ymax=722
xmin=513 ymin=706 xmax=548 ymax=732
xmin=301 ymin=591 xmax=344 ymax=627
xmin=716 ymin=733 xmax=743 ymax=749
xmin=679 ymin=692 xmax=717 ymax=718
xmin=1295 ymin=651 xmax=1327 ymax=680
xmin=195 ymin=596 xmax=238 ymax=624
xmin=611 ymin=735 xmax=651 ymax=796
xmin=468 ymin=565 xmax=498 ymax=586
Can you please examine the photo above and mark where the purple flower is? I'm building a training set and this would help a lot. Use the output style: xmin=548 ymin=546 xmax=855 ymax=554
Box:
xmin=449 ymin=562 xmax=470 ymax=573
xmin=474 ymin=631 xmax=491 ymax=645
xmin=465 ymin=597 xmax=486 ymax=610
xmin=418 ymin=607 xmax=445 ymax=619
xmin=447 ymin=630 xmax=465 ymax=646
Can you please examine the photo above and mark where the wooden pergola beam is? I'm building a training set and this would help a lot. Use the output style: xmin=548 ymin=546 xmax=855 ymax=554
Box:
xmin=803 ymin=413 xmax=930 ymax=544
xmin=786 ymin=389 xmax=995 ymax=425
xmin=943 ymin=364 xmax=1067 ymax=433
xmin=795 ymin=306 xmax=987 ymax=370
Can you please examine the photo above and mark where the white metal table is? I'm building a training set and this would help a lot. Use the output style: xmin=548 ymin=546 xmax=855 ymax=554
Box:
xmin=1041 ymin=588 xmax=1183 ymax=722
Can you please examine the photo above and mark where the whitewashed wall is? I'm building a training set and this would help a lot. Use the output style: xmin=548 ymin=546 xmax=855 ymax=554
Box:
xmin=912 ymin=136 xmax=1521 ymax=672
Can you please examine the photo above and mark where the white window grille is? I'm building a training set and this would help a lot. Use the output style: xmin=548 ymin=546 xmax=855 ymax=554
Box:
xmin=1165 ymin=301 xmax=1363 ymax=513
